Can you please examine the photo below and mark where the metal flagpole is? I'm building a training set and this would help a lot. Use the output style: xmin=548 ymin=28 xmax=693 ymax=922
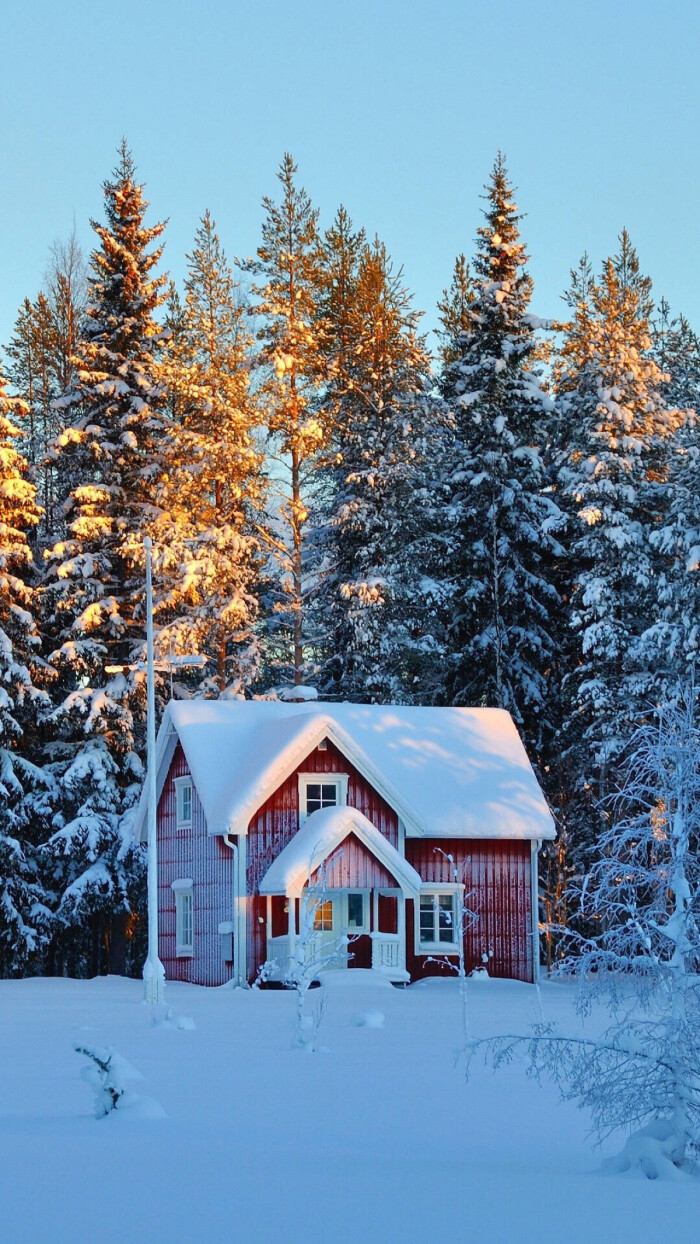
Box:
xmin=143 ymin=536 xmax=165 ymax=1006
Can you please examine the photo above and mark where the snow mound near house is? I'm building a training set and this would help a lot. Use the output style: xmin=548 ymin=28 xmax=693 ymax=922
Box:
xmin=350 ymin=1009 xmax=385 ymax=1028
xmin=152 ymin=1007 xmax=196 ymax=1031
xmin=316 ymin=968 xmax=396 ymax=991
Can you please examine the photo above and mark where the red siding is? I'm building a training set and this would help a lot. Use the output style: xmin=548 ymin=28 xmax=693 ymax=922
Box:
xmin=158 ymin=744 xmax=233 ymax=986
xmin=406 ymin=838 xmax=534 ymax=983
xmin=310 ymin=833 xmax=398 ymax=890
xmin=246 ymin=740 xmax=399 ymax=978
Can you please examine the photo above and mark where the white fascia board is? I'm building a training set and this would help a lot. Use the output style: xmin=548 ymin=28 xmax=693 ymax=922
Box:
xmin=225 ymin=717 xmax=425 ymax=839
xmin=351 ymin=818 xmax=422 ymax=897
xmin=134 ymin=705 xmax=180 ymax=843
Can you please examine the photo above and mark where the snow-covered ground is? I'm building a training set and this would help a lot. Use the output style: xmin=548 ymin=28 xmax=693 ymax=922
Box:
xmin=2 ymin=973 xmax=699 ymax=1243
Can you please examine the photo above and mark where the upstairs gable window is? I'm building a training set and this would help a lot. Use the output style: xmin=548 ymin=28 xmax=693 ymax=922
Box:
xmin=298 ymin=773 xmax=349 ymax=822
xmin=306 ymin=782 xmax=340 ymax=816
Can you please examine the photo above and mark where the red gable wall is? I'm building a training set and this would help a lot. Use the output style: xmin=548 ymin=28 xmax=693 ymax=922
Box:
xmin=246 ymin=739 xmax=399 ymax=977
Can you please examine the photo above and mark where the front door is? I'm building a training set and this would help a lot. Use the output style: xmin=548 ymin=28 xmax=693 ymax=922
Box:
xmin=305 ymin=894 xmax=344 ymax=970
xmin=304 ymin=890 xmax=370 ymax=970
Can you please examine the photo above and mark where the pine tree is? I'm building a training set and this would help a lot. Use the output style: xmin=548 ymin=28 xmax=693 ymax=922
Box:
xmin=39 ymin=143 xmax=164 ymax=971
xmin=0 ymin=374 xmax=53 ymax=975
xmin=312 ymin=237 xmax=435 ymax=702
xmin=435 ymin=154 xmax=562 ymax=753
xmin=436 ymin=253 xmax=475 ymax=374
xmin=641 ymin=301 xmax=700 ymax=684
xmin=248 ymin=154 xmax=328 ymax=687
xmin=5 ymin=233 xmax=86 ymax=543
xmin=154 ymin=211 xmax=265 ymax=695
xmin=555 ymin=240 xmax=683 ymax=859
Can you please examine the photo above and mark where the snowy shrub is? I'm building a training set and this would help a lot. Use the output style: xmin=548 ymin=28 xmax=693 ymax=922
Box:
xmin=470 ymin=687 xmax=700 ymax=1178
xmin=74 ymin=1043 xmax=142 ymax=1118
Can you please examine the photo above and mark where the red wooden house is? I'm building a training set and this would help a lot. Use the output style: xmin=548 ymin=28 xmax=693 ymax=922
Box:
xmin=136 ymin=699 xmax=555 ymax=987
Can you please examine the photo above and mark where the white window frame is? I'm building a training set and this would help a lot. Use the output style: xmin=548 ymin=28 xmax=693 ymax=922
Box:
xmin=343 ymin=889 xmax=370 ymax=934
xmin=172 ymin=878 xmax=194 ymax=956
xmin=416 ymin=885 xmax=462 ymax=954
xmin=298 ymin=773 xmax=349 ymax=823
xmin=174 ymin=777 xmax=193 ymax=828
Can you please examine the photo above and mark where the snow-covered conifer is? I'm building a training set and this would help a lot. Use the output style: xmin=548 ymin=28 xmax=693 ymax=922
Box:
xmin=312 ymin=237 xmax=436 ymax=702
xmin=248 ymin=154 xmax=328 ymax=687
xmin=555 ymin=241 xmax=683 ymax=847
xmin=153 ymin=211 xmax=265 ymax=695
xmin=0 ymin=375 xmax=53 ymax=974
xmin=435 ymin=155 xmax=562 ymax=752
xmin=5 ymin=235 xmax=86 ymax=543
xmin=639 ymin=302 xmax=700 ymax=684
xmin=40 ymin=143 xmax=164 ymax=970
xmin=436 ymin=253 xmax=475 ymax=374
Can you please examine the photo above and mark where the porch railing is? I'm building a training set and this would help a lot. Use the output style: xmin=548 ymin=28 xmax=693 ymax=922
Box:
xmin=370 ymin=933 xmax=401 ymax=973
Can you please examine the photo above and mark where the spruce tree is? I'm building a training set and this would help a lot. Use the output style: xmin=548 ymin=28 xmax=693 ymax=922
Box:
xmin=40 ymin=143 xmax=164 ymax=972
xmin=155 ymin=211 xmax=265 ymax=695
xmin=0 ymin=375 xmax=53 ymax=975
xmin=436 ymin=253 xmax=475 ymax=374
xmin=641 ymin=301 xmax=700 ymax=684
xmin=248 ymin=154 xmax=327 ymax=687
xmin=555 ymin=241 xmax=683 ymax=859
xmin=435 ymin=154 xmax=562 ymax=754
xmin=5 ymin=234 xmax=86 ymax=543
xmin=312 ymin=237 xmax=435 ymax=702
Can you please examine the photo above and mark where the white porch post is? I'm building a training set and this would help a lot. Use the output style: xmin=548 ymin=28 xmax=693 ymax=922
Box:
xmin=143 ymin=536 xmax=165 ymax=1006
xmin=288 ymin=893 xmax=297 ymax=969
xmin=398 ymin=892 xmax=407 ymax=973
xmin=531 ymin=840 xmax=541 ymax=983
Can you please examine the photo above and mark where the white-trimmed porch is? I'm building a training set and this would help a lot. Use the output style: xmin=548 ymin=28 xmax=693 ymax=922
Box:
xmin=259 ymin=806 xmax=420 ymax=985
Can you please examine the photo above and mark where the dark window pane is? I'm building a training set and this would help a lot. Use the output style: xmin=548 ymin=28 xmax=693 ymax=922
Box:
xmin=420 ymin=897 xmax=434 ymax=942
xmin=347 ymin=893 xmax=364 ymax=928
xmin=438 ymin=896 xmax=455 ymax=942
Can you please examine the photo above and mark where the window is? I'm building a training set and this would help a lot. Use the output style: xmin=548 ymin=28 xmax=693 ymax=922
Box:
xmin=346 ymin=892 xmax=365 ymax=930
xmin=418 ymin=890 xmax=460 ymax=950
xmin=172 ymin=879 xmax=194 ymax=956
xmin=306 ymin=782 xmax=339 ymax=816
xmin=298 ymin=774 xmax=348 ymax=822
xmin=175 ymin=778 xmax=193 ymax=828
xmin=313 ymin=900 xmax=333 ymax=931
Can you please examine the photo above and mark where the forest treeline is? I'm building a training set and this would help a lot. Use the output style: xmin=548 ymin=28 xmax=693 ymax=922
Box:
xmin=1 ymin=142 xmax=699 ymax=976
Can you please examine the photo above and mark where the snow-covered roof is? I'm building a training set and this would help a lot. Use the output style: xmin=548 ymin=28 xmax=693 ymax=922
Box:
xmin=137 ymin=700 xmax=555 ymax=842
xmin=259 ymin=805 xmax=423 ymax=897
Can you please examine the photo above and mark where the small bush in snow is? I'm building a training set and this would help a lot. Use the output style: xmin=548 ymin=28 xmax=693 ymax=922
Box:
xmin=470 ymin=687 xmax=700 ymax=1178
xmin=74 ymin=1043 xmax=141 ymax=1118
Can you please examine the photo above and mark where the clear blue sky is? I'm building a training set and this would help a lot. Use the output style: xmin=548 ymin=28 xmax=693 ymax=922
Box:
xmin=2 ymin=0 xmax=698 ymax=355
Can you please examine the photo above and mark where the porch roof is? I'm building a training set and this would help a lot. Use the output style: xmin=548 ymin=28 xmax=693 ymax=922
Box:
xmin=259 ymin=806 xmax=422 ymax=899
